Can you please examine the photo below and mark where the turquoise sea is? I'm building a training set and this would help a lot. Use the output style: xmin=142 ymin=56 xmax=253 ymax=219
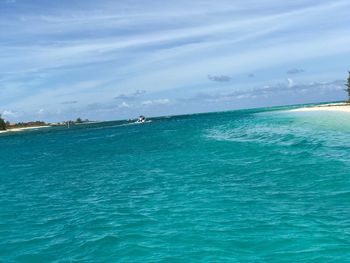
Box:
xmin=1 ymin=105 xmax=350 ymax=262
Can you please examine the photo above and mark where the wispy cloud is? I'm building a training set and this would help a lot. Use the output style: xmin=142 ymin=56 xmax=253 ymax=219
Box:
xmin=287 ymin=68 xmax=304 ymax=74
xmin=183 ymin=79 xmax=345 ymax=105
xmin=2 ymin=110 xmax=16 ymax=117
xmin=119 ymin=102 xmax=130 ymax=108
xmin=114 ymin=90 xmax=147 ymax=100
xmin=208 ymin=75 xmax=231 ymax=82
xmin=61 ymin=100 xmax=78 ymax=105
xmin=287 ymin=78 xmax=295 ymax=88
xmin=1 ymin=0 xmax=350 ymax=121
xmin=142 ymin=99 xmax=171 ymax=106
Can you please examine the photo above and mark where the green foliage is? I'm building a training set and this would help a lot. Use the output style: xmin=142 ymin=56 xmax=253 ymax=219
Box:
xmin=0 ymin=115 xmax=6 ymax=130
xmin=76 ymin=117 xmax=82 ymax=123
xmin=346 ymin=71 xmax=350 ymax=103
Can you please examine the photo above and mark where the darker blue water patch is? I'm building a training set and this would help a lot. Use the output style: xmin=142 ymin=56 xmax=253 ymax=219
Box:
xmin=1 ymin=107 xmax=350 ymax=262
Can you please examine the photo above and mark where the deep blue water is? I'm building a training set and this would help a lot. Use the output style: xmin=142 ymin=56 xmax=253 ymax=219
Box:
xmin=1 ymin=106 xmax=350 ymax=262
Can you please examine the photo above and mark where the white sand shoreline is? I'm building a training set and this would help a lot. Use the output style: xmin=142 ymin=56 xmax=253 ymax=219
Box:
xmin=0 ymin=125 xmax=51 ymax=134
xmin=289 ymin=103 xmax=350 ymax=113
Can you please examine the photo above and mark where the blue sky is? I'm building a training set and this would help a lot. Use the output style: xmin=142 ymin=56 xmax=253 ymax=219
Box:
xmin=1 ymin=0 xmax=350 ymax=122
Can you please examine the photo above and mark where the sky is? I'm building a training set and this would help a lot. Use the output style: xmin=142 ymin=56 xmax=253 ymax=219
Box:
xmin=1 ymin=0 xmax=350 ymax=122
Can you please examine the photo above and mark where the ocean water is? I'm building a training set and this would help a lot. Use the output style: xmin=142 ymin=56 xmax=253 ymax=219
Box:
xmin=1 ymin=106 xmax=350 ymax=262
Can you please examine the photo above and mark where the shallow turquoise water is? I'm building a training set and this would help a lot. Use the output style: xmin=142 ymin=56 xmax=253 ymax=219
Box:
xmin=1 ymin=106 xmax=350 ymax=262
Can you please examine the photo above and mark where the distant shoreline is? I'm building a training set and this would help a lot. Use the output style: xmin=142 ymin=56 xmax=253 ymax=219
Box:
xmin=0 ymin=125 xmax=51 ymax=134
xmin=1 ymin=103 xmax=349 ymax=135
xmin=289 ymin=102 xmax=350 ymax=113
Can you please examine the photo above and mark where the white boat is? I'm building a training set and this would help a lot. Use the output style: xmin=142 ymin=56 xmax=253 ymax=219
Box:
xmin=135 ymin=115 xmax=147 ymax=124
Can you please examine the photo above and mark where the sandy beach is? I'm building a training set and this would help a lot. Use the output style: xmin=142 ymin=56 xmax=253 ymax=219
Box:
xmin=290 ymin=103 xmax=350 ymax=112
xmin=0 ymin=125 xmax=51 ymax=134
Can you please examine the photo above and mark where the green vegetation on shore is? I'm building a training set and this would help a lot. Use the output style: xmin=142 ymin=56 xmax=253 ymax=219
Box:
xmin=10 ymin=121 xmax=47 ymax=128
xmin=0 ymin=115 xmax=91 ymax=131
xmin=0 ymin=113 xmax=51 ymax=131
xmin=0 ymin=115 xmax=6 ymax=130
xmin=346 ymin=71 xmax=350 ymax=102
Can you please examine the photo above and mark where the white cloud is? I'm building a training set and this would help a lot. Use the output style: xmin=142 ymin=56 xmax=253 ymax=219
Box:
xmin=2 ymin=0 xmax=350 ymax=121
xmin=287 ymin=78 xmax=295 ymax=88
xmin=2 ymin=110 xmax=16 ymax=117
xmin=119 ymin=102 xmax=130 ymax=108
xmin=141 ymin=99 xmax=171 ymax=106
